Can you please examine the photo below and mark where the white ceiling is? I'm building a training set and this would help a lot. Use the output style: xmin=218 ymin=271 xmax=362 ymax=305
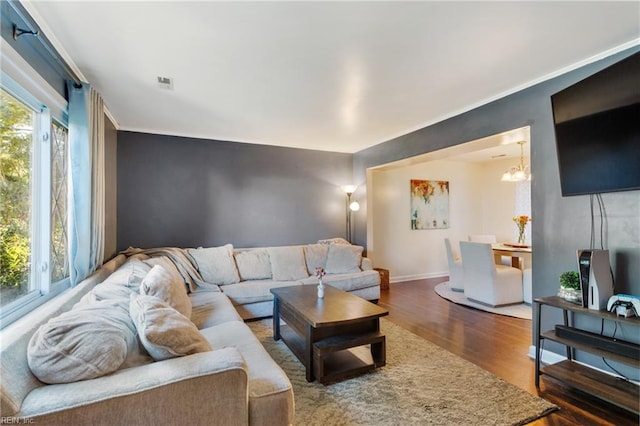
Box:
xmin=25 ymin=1 xmax=639 ymax=154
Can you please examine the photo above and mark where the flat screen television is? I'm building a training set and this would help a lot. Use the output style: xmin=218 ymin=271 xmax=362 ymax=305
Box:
xmin=551 ymin=51 xmax=640 ymax=196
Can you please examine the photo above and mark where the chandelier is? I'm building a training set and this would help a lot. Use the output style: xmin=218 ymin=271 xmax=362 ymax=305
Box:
xmin=501 ymin=141 xmax=531 ymax=182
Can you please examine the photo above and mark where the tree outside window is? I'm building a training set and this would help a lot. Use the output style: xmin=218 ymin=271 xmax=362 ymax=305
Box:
xmin=0 ymin=89 xmax=33 ymax=306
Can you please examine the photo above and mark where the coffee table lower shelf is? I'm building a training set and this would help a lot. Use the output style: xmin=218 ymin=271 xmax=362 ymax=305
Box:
xmin=313 ymin=331 xmax=386 ymax=385
xmin=279 ymin=325 xmax=386 ymax=384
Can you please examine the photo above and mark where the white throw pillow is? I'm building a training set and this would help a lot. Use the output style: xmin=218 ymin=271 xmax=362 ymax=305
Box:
xmin=304 ymin=244 xmax=329 ymax=275
xmin=76 ymin=257 xmax=151 ymax=306
xmin=317 ymin=237 xmax=351 ymax=245
xmin=235 ymin=249 xmax=272 ymax=280
xmin=129 ymin=295 xmax=212 ymax=361
xmin=140 ymin=264 xmax=192 ymax=319
xmin=324 ymin=244 xmax=363 ymax=274
xmin=188 ymin=244 xmax=240 ymax=285
xmin=268 ymin=246 xmax=309 ymax=281
xmin=27 ymin=300 xmax=138 ymax=384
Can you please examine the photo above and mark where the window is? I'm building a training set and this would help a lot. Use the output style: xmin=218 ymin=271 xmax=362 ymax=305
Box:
xmin=50 ymin=121 xmax=69 ymax=282
xmin=0 ymin=90 xmax=34 ymax=304
xmin=0 ymin=85 xmax=69 ymax=326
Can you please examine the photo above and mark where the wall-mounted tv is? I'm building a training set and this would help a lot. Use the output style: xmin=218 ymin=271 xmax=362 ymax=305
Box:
xmin=551 ymin=51 xmax=640 ymax=197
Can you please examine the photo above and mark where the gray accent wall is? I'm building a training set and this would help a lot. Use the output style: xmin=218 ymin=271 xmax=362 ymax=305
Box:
xmin=117 ymin=132 xmax=353 ymax=250
xmin=354 ymin=46 xmax=639 ymax=377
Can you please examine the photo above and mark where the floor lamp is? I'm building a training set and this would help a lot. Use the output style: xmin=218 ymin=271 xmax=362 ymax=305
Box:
xmin=341 ymin=185 xmax=360 ymax=243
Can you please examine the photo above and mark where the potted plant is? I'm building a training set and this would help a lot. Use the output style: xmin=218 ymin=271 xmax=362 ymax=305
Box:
xmin=558 ymin=270 xmax=581 ymax=303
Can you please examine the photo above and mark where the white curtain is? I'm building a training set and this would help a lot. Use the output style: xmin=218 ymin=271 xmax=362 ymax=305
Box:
xmin=67 ymin=82 xmax=105 ymax=285
xmin=90 ymin=89 xmax=105 ymax=272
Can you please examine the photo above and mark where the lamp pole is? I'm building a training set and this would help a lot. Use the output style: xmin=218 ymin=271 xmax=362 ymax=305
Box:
xmin=341 ymin=185 xmax=358 ymax=244
xmin=346 ymin=192 xmax=353 ymax=243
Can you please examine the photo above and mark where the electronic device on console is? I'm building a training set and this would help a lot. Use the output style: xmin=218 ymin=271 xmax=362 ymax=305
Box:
xmin=607 ymin=294 xmax=640 ymax=318
xmin=577 ymin=249 xmax=614 ymax=310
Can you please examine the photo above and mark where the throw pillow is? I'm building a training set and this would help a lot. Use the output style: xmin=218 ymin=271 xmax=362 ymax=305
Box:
xmin=267 ymin=246 xmax=309 ymax=281
xmin=27 ymin=299 xmax=138 ymax=384
xmin=235 ymin=249 xmax=272 ymax=280
xmin=140 ymin=264 xmax=192 ymax=319
xmin=324 ymin=244 xmax=364 ymax=274
xmin=188 ymin=244 xmax=240 ymax=285
xmin=76 ymin=257 xmax=151 ymax=306
xmin=304 ymin=244 xmax=329 ymax=275
xmin=317 ymin=237 xmax=350 ymax=245
xmin=129 ymin=295 xmax=212 ymax=361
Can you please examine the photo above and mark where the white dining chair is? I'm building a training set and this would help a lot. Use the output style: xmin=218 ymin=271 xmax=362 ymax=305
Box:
xmin=460 ymin=241 xmax=523 ymax=307
xmin=444 ymin=238 xmax=464 ymax=292
xmin=469 ymin=234 xmax=513 ymax=266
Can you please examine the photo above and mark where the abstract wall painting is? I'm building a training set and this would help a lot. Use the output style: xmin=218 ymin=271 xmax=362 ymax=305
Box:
xmin=410 ymin=180 xmax=450 ymax=230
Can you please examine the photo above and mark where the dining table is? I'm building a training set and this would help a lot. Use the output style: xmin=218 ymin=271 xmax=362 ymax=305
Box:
xmin=492 ymin=243 xmax=532 ymax=270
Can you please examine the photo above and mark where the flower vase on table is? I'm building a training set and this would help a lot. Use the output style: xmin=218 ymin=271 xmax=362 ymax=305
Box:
xmin=513 ymin=215 xmax=531 ymax=245
xmin=315 ymin=267 xmax=326 ymax=299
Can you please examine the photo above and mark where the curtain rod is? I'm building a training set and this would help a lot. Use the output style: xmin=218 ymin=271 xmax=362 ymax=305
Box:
xmin=8 ymin=0 xmax=83 ymax=87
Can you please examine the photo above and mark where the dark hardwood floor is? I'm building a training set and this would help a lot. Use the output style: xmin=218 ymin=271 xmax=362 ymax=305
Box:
xmin=379 ymin=277 xmax=639 ymax=426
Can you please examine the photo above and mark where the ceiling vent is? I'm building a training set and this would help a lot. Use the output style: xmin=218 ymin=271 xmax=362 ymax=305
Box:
xmin=157 ymin=76 xmax=173 ymax=90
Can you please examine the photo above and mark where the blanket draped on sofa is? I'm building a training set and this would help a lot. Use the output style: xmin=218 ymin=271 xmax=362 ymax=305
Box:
xmin=120 ymin=246 xmax=215 ymax=291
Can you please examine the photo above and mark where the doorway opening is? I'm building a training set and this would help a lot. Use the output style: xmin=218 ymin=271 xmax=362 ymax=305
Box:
xmin=366 ymin=126 xmax=531 ymax=283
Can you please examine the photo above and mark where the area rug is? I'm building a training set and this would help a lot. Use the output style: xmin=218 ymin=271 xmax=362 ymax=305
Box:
xmin=248 ymin=319 xmax=555 ymax=425
xmin=435 ymin=281 xmax=532 ymax=320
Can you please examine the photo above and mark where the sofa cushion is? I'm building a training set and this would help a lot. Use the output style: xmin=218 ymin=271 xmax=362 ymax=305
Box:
xmin=324 ymin=244 xmax=363 ymax=274
xmin=200 ymin=321 xmax=293 ymax=425
xmin=143 ymin=255 xmax=189 ymax=289
xmin=318 ymin=237 xmax=350 ymax=245
xmin=76 ymin=257 xmax=151 ymax=306
xmin=140 ymin=264 xmax=192 ymax=319
xmin=27 ymin=299 xmax=138 ymax=384
xmin=235 ymin=249 xmax=272 ymax=281
xmin=267 ymin=246 xmax=308 ymax=281
xmin=304 ymin=244 xmax=329 ymax=275
xmin=190 ymin=289 xmax=243 ymax=329
xmin=301 ymin=269 xmax=380 ymax=292
xmin=129 ymin=295 xmax=212 ymax=361
xmin=222 ymin=280 xmax=301 ymax=306
xmin=100 ymin=256 xmax=151 ymax=289
xmin=188 ymin=244 xmax=240 ymax=285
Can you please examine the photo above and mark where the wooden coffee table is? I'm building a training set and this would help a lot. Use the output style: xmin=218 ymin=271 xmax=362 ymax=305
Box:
xmin=270 ymin=285 xmax=388 ymax=384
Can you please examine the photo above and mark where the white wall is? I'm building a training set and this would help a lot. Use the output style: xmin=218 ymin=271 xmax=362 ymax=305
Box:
xmin=370 ymin=157 xmax=527 ymax=281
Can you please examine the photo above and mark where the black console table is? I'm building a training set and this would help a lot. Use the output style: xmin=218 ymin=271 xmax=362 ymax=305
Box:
xmin=534 ymin=296 xmax=640 ymax=414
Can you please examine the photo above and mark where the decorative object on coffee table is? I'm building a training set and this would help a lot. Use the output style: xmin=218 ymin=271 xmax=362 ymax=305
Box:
xmin=315 ymin=267 xmax=326 ymax=299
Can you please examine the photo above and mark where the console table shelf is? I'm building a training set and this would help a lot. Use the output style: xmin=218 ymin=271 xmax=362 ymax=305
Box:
xmin=534 ymin=296 xmax=640 ymax=415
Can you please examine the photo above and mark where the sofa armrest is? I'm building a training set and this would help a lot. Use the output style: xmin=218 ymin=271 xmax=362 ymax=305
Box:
xmin=361 ymin=257 xmax=373 ymax=271
xmin=21 ymin=348 xmax=249 ymax=426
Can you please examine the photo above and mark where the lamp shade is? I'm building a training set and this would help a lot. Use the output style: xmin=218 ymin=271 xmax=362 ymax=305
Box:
xmin=341 ymin=185 xmax=357 ymax=194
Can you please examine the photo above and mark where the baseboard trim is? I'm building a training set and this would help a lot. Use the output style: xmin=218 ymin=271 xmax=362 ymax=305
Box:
xmin=390 ymin=272 xmax=447 ymax=283
xmin=527 ymin=345 xmax=566 ymax=364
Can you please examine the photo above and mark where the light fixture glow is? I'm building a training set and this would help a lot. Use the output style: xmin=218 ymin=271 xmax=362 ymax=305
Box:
xmin=500 ymin=141 xmax=531 ymax=182
xmin=341 ymin=184 xmax=357 ymax=195
xmin=350 ymin=201 xmax=360 ymax=211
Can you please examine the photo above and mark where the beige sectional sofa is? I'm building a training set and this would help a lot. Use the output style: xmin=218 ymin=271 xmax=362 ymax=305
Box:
xmin=214 ymin=243 xmax=380 ymax=319
xmin=0 ymin=241 xmax=379 ymax=425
